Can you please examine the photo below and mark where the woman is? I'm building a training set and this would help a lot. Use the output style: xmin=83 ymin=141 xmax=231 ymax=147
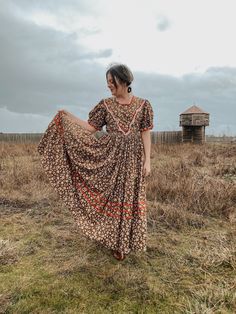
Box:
xmin=37 ymin=63 xmax=154 ymax=261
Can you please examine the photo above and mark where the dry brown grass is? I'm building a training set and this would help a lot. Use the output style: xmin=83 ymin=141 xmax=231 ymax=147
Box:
xmin=0 ymin=142 xmax=58 ymax=207
xmin=0 ymin=141 xmax=235 ymax=313
xmin=147 ymin=142 xmax=236 ymax=228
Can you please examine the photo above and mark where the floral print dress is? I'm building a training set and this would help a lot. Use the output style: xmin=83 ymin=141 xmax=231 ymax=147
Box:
xmin=37 ymin=95 xmax=154 ymax=255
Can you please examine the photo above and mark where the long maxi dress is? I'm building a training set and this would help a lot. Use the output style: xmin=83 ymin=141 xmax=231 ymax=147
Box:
xmin=37 ymin=95 xmax=154 ymax=255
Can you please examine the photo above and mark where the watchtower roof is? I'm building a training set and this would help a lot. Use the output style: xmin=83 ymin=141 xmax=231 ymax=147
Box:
xmin=181 ymin=105 xmax=209 ymax=115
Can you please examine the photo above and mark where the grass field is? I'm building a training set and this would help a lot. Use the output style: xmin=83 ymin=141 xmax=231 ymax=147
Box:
xmin=0 ymin=142 xmax=235 ymax=313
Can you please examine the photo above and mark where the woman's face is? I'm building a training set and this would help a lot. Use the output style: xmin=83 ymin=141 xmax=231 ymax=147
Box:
xmin=106 ymin=72 xmax=125 ymax=97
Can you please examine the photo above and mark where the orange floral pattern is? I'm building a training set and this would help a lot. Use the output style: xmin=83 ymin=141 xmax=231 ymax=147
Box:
xmin=37 ymin=96 xmax=154 ymax=255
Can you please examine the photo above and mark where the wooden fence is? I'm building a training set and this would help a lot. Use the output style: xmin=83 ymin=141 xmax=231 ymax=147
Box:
xmin=206 ymin=135 xmax=236 ymax=143
xmin=0 ymin=131 xmax=183 ymax=144
xmin=1 ymin=132 xmax=234 ymax=144
xmin=0 ymin=133 xmax=43 ymax=143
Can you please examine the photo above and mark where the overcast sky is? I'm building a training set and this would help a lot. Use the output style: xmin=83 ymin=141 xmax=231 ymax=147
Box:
xmin=0 ymin=0 xmax=236 ymax=135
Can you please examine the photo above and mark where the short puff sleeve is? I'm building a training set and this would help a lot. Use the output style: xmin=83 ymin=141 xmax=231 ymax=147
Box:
xmin=87 ymin=100 xmax=106 ymax=131
xmin=139 ymin=100 xmax=154 ymax=131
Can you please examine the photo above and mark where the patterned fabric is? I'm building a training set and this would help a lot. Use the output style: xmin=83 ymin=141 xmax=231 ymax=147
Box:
xmin=37 ymin=95 xmax=154 ymax=255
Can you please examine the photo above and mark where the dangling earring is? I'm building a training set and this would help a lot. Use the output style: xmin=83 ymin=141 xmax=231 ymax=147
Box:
xmin=127 ymin=86 xmax=132 ymax=93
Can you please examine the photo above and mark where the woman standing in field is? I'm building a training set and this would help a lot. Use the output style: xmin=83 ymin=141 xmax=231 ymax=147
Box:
xmin=37 ymin=63 xmax=154 ymax=261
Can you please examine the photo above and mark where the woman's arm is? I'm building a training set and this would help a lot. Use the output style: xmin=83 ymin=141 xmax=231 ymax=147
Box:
xmin=58 ymin=110 xmax=97 ymax=134
xmin=141 ymin=130 xmax=152 ymax=176
xmin=141 ymin=129 xmax=151 ymax=161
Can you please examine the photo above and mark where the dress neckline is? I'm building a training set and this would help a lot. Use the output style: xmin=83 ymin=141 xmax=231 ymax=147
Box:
xmin=114 ymin=95 xmax=135 ymax=105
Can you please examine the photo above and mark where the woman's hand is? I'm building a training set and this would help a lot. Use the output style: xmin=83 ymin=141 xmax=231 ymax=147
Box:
xmin=143 ymin=160 xmax=151 ymax=177
xmin=58 ymin=110 xmax=80 ymax=125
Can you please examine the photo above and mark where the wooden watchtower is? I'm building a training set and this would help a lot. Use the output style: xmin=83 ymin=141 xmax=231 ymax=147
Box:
xmin=179 ymin=105 xmax=209 ymax=143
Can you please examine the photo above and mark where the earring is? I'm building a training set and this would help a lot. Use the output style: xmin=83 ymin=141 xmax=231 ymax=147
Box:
xmin=127 ymin=86 xmax=132 ymax=93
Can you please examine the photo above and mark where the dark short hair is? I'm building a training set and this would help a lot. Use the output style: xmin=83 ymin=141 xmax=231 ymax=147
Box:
xmin=106 ymin=63 xmax=134 ymax=88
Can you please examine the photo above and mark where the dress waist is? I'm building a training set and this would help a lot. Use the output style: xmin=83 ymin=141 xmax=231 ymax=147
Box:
xmin=106 ymin=131 xmax=141 ymax=138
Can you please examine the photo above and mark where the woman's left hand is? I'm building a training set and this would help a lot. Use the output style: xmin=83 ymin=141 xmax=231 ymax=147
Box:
xmin=143 ymin=160 xmax=151 ymax=177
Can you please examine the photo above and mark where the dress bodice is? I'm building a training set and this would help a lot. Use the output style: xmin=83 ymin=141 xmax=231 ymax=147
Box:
xmin=87 ymin=96 xmax=154 ymax=136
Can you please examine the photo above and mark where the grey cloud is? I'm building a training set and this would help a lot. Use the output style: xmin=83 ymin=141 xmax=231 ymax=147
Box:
xmin=78 ymin=49 xmax=113 ymax=60
xmin=7 ymin=0 xmax=102 ymax=17
xmin=0 ymin=4 xmax=112 ymax=117
xmin=156 ymin=15 xmax=171 ymax=32
xmin=78 ymin=27 xmax=101 ymax=37
xmin=0 ymin=107 xmax=51 ymax=133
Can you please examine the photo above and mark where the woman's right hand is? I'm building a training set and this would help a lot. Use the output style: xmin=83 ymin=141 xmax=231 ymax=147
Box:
xmin=58 ymin=110 xmax=78 ymax=124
